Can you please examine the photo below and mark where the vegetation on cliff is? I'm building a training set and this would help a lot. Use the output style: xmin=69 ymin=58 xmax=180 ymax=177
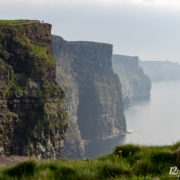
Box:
xmin=0 ymin=20 xmax=29 ymax=24
xmin=0 ymin=20 xmax=67 ymax=158
xmin=0 ymin=142 xmax=180 ymax=179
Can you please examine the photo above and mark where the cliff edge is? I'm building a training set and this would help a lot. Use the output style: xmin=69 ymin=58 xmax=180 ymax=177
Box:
xmin=112 ymin=54 xmax=151 ymax=106
xmin=52 ymin=35 xmax=126 ymax=158
xmin=0 ymin=20 xmax=67 ymax=158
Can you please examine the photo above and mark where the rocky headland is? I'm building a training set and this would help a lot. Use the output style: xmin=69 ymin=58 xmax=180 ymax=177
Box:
xmin=112 ymin=54 xmax=151 ymax=106
xmin=0 ymin=20 xmax=67 ymax=158
xmin=52 ymin=36 xmax=126 ymax=158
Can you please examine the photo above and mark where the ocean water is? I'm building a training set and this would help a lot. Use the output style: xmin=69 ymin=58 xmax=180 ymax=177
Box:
xmin=125 ymin=81 xmax=180 ymax=146
xmin=85 ymin=81 xmax=180 ymax=158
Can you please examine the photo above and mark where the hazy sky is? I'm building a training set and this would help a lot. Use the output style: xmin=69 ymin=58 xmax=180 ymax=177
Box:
xmin=1 ymin=0 xmax=180 ymax=62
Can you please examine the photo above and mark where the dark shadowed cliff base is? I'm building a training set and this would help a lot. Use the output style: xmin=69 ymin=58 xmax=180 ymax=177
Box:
xmin=52 ymin=35 xmax=126 ymax=159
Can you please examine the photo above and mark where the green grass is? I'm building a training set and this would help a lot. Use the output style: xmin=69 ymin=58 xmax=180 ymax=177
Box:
xmin=0 ymin=20 xmax=32 ymax=25
xmin=16 ymin=37 xmax=55 ymax=65
xmin=0 ymin=19 xmax=40 ymax=31
xmin=1 ymin=142 xmax=180 ymax=179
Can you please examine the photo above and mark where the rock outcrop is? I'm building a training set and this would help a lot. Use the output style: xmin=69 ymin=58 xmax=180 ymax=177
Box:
xmin=52 ymin=36 xmax=126 ymax=158
xmin=112 ymin=54 xmax=151 ymax=106
xmin=0 ymin=20 xmax=67 ymax=158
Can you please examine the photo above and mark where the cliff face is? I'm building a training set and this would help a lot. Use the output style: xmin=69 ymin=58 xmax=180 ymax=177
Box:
xmin=112 ymin=55 xmax=151 ymax=106
xmin=52 ymin=36 xmax=126 ymax=158
xmin=140 ymin=61 xmax=180 ymax=81
xmin=52 ymin=36 xmax=85 ymax=159
xmin=0 ymin=21 xmax=67 ymax=158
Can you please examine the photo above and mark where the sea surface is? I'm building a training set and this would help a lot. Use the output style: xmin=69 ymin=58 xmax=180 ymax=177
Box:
xmin=125 ymin=81 xmax=180 ymax=145
xmin=85 ymin=81 xmax=180 ymax=158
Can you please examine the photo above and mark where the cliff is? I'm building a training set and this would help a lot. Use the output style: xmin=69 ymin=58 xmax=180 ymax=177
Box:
xmin=140 ymin=61 xmax=180 ymax=81
xmin=112 ymin=55 xmax=151 ymax=106
xmin=52 ymin=36 xmax=85 ymax=159
xmin=0 ymin=20 xmax=67 ymax=158
xmin=52 ymin=35 xmax=126 ymax=158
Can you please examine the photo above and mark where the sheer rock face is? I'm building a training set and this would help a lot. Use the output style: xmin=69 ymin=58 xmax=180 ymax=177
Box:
xmin=112 ymin=54 xmax=151 ymax=106
xmin=0 ymin=21 xmax=67 ymax=158
xmin=52 ymin=35 xmax=126 ymax=158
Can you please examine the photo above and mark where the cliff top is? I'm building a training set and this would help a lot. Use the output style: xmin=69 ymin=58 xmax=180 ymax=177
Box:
xmin=52 ymin=34 xmax=113 ymax=48
xmin=113 ymin=54 xmax=139 ymax=59
xmin=112 ymin=54 xmax=139 ymax=65
xmin=0 ymin=20 xmax=42 ymax=26
xmin=68 ymin=40 xmax=112 ymax=47
xmin=0 ymin=19 xmax=55 ymax=80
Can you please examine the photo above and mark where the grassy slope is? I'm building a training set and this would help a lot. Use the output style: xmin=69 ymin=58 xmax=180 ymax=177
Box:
xmin=0 ymin=20 xmax=31 ymax=24
xmin=0 ymin=143 xmax=180 ymax=179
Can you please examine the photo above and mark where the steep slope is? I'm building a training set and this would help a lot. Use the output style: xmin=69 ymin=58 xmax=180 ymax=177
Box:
xmin=52 ymin=35 xmax=126 ymax=158
xmin=140 ymin=61 xmax=180 ymax=81
xmin=0 ymin=20 xmax=67 ymax=158
xmin=112 ymin=54 xmax=151 ymax=106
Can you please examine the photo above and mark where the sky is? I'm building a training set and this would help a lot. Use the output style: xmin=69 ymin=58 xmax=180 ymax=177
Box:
xmin=1 ymin=0 xmax=180 ymax=62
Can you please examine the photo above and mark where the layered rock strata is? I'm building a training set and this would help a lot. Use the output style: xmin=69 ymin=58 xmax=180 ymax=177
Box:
xmin=0 ymin=21 xmax=67 ymax=158
xmin=52 ymin=36 xmax=126 ymax=158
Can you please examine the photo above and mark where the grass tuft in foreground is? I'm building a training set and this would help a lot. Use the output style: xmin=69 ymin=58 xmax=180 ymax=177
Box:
xmin=1 ymin=142 xmax=180 ymax=179
xmin=3 ymin=161 xmax=36 ymax=178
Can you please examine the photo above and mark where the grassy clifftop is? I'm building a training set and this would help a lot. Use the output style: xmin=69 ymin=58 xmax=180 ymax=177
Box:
xmin=0 ymin=142 xmax=180 ymax=179
xmin=0 ymin=20 xmax=41 ymax=25
xmin=0 ymin=20 xmax=29 ymax=24
xmin=0 ymin=20 xmax=67 ymax=158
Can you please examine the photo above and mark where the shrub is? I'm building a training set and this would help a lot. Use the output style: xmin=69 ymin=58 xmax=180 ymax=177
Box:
xmin=151 ymin=151 xmax=176 ymax=164
xmin=175 ymin=148 xmax=180 ymax=168
xmin=98 ymin=163 xmax=132 ymax=178
xmin=49 ymin=166 xmax=77 ymax=180
xmin=114 ymin=144 xmax=141 ymax=158
xmin=133 ymin=160 xmax=153 ymax=176
xmin=127 ymin=153 xmax=141 ymax=165
xmin=171 ymin=141 xmax=180 ymax=151
xmin=4 ymin=160 xmax=36 ymax=178
xmin=150 ymin=151 xmax=176 ymax=175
